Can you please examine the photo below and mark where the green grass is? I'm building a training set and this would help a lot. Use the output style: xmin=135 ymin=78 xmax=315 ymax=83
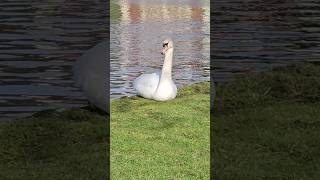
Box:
xmin=213 ymin=63 xmax=320 ymax=179
xmin=0 ymin=82 xmax=210 ymax=179
xmin=0 ymin=108 xmax=109 ymax=179
xmin=111 ymin=0 xmax=121 ymax=21
xmin=111 ymin=82 xmax=210 ymax=179
xmin=3 ymin=63 xmax=318 ymax=179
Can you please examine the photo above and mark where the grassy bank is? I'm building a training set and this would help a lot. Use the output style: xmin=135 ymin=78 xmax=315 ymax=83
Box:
xmin=0 ymin=82 xmax=210 ymax=179
xmin=0 ymin=108 xmax=109 ymax=179
xmin=213 ymin=63 xmax=320 ymax=179
xmin=3 ymin=63 xmax=318 ymax=179
xmin=111 ymin=82 xmax=210 ymax=179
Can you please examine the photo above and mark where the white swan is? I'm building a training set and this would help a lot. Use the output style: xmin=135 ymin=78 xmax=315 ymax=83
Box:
xmin=133 ymin=39 xmax=177 ymax=101
xmin=73 ymin=41 xmax=109 ymax=113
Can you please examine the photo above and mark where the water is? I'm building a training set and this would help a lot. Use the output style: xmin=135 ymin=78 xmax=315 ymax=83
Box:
xmin=212 ymin=0 xmax=320 ymax=82
xmin=0 ymin=0 xmax=108 ymax=119
xmin=110 ymin=0 xmax=210 ymax=99
xmin=2 ymin=0 xmax=320 ymax=119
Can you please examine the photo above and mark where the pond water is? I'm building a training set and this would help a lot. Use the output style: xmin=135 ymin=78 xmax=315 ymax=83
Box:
xmin=0 ymin=0 xmax=108 ymax=120
xmin=110 ymin=0 xmax=210 ymax=99
xmin=213 ymin=0 xmax=320 ymax=83
xmin=2 ymin=0 xmax=320 ymax=119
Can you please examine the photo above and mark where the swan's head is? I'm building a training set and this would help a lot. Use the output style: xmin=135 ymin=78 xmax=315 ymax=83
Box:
xmin=161 ymin=39 xmax=173 ymax=55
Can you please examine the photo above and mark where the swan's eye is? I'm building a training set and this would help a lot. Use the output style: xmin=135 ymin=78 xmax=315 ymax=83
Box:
xmin=163 ymin=43 xmax=168 ymax=47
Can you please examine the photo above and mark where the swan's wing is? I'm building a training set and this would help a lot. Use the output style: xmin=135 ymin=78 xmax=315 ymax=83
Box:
xmin=133 ymin=72 xmax=160 ymax=99
xmin=73 ymin=41 xmax=109 ymax=113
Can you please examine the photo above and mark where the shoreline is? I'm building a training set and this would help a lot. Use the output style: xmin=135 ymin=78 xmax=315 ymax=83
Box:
xmin=0 ymin=80 xmax=210 ymax=179
xmin=111 ymin=80 xmax=210 ymax=101
xmin=1 ymin=63 xmax=319 ymax=178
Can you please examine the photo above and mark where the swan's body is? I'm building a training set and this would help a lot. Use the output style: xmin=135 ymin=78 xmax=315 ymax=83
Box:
xmin=73 ymin=41 xmax=109 ymax=113
xmin=133 ymin=39 xmax=177 ymax=101
xmin=133 ymin=71 xmax=161 ymax=99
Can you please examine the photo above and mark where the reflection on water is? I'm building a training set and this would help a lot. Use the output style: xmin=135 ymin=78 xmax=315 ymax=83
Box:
xmin=111 ymin=0 xmax=210 ymax=99
xmin=0 ymin=0 xmax=107 ymax=119
xmin=5 ymin=0 xmax=319 ymax=119
xmin=213 ymin=0 xmax=320 ymax=82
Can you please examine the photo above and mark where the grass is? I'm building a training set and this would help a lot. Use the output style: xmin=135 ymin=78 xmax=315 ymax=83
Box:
xmin=212 ymin=63 xmax=320 ymax=179
xmin=2 ymin=63 xmax=319 ymax=179
xmin=0 ymin=108 xmax=109 ymax=179
xmin=111 ymin=0 xmax=121 ymax=21
xmin=111 ymin=82 xmax=210 ymax=179
xmin=0 ymin=82 xmax=210 ymax=179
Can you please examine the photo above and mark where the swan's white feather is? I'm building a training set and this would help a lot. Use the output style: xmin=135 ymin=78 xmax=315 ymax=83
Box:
xmin=133 ymin=38 xmax=177 ymax=101
xmin=133 ymin=71 xmax=160 ymax=99
xmin=152 ymin=80 xmax=177 ymax=101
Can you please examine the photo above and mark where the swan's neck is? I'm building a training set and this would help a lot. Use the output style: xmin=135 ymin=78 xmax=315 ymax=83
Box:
xmin=160 ymin=48 xmax=173 ymax=80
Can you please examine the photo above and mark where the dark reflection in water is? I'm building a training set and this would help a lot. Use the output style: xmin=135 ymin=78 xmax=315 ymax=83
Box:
xmin=3 ymin=0 xmax=320 ymax=119
xmin=0 ymin=0 xmax=107 ymax=120
xmin=212 ymin=0 xmax=320 ymax=82
xmin=111 ymin=0 xmax=210 ymax=99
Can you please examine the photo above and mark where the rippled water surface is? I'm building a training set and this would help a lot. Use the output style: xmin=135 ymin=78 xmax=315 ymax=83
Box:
xmin=213 ymin=0 xmax=320 ymax=82
xmin=0 ymin=0 xmax=107 ymax=119
xmin=110 ymin=0 xmax=210 ymax=99
xmin=2 ymin=0 xmax=320 ymax=119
